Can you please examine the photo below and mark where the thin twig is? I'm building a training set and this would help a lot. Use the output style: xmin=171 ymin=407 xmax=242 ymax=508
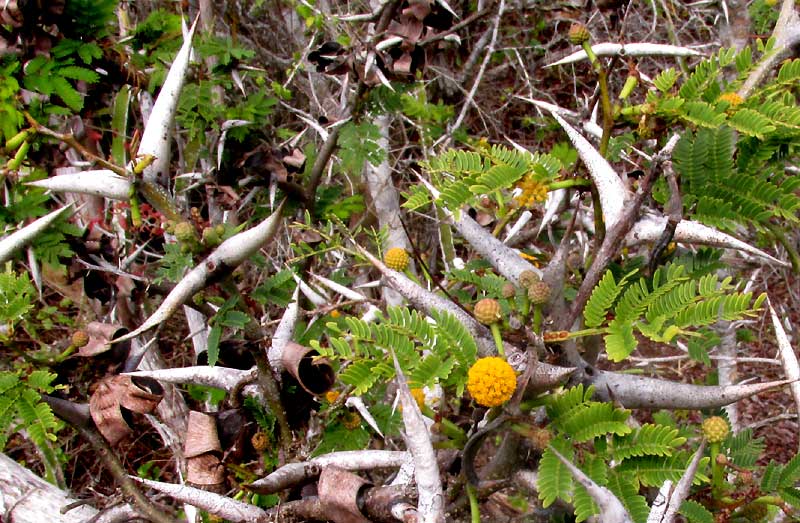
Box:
xmin=434 ymin=0 xmax=506 ymax=149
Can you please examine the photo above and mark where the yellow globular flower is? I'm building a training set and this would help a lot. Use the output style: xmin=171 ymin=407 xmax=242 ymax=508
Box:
xmin=514 ymin=176 xmax=548 ymax=208
xmin=325 ymin=390 xmax=341 ymax=403
xmin=330 ymin=309 xmax=341 ymax=318
xmin=384 ymin=247 xmax=409 ymax=271
xmin=702 ymin=416 xmax=730 ymax=444
xmin=718 ymin=92 xmax=744 ymax=107
xmin=467 ymin=357 xmax=517 ymax=407
xmin=410 ymin=388 xmax=426 ymax=410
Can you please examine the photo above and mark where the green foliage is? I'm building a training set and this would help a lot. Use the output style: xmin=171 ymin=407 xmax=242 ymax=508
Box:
xmin=585 ymin=263 xmax=764 ymax=361
xmin=312 ymin=402 xmax=399 ymax=456
xmin=0 ymin=370 xmax=61 ymax=451
xmin=251 ymin=270 xmax=297 ymax=308
xmin=337 ymin=122 xmax=386 ymax=175
xmin=22 ymin=41 xmax=101 ymax=112
xmin=536 ymin=385 xmax=714 ymax=521
xmin=63 ymin=0 xmax=119 ymax=38
xmin=313 ymin=306 xmax=478 ymax=395
xmin=538 ymin=436 xmax=574 ymax=507
xmin=612 ymin=424 xmax=687 ymax=460
xmin=642 ymin=43 xmax=800 ymax=144
xmin=0 ymin=61 xmax=23 ymax=142
xmin=680 ymin=499 xmax=715 ymax=523
xmin=315 ymin=185 xmax=366 ymax=221
xmin=0 ymin=271 xmax=36 ymax=334
xmin=406 ymin=144 xmax=561 ymax=212
xmin=207 ymin=297 xmax=252 ymax=367
xmin=749 ymin=0 xmax=781 ymax=35
xmin=673 ymin=126 xmax=800 ymax=231
xmin=546 ymin=385 xmax=631 ymax=442
xmin=154 ymin=243 xmax=194 ymax=284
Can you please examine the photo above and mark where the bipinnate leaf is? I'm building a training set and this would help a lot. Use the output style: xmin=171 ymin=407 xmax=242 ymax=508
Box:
xmin=538 ymin=437 xmax=574 ymax=508
xmin=678 ymin=500 xmax=714 ymax=523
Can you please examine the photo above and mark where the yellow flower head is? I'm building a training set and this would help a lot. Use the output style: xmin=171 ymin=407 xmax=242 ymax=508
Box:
xmin=325 ymin=390 xmax=341 ymax=403
xmin=410 ymin=388 xmax=426 ymax=410
xmin=384 ymin=247 xmax=410 ymax=271
xmin=467 ymin=357 xmax=517 ymax=407
xmin=717 ymin=92 xmax=744 ymax=107
xmin=514 ymin=176 xmax=548 ymax=208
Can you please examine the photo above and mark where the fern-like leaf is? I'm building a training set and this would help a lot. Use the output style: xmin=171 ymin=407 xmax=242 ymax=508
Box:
xmin=653 ymin=68 xmax=679 ymax=93
xmin=538 ymin=437 xmax=574 ymax=507
xmin=726 ymin=428 xmax=764 ymax=467
xmin=761 ymin=461 xmax=782 ymax=492
xmin=560 ymin=403 xmax=632 ymax=442
xmin=584 ymin=270 xmax=631 ymax=328
xmin=340 ymin=361 xmax=385 ymax=395
xmin=615 ymin=453 xmax=709 ymax=487
xmin=572 ymin=455 xmax=608 ymax=522
xmin=606 ymin=471 xmax=649 ymax=523
xmin=408 ymin=354 xmax=454 ymax=389
xmin=728 ymin=108 xmax=776 ymax=138
xmin=612 ymin=424 xmax=687 ymax=461
xmin=429 ymin=309 xmax=478 ymax=368
xmin=779 ymin=453 xmax=800 ymax=488
xmin=679 ymin=500 xmax=714 ymax=523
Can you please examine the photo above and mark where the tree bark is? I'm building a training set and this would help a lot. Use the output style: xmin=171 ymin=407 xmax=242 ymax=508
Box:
xmin=0 ymin=453 xmax=98 ymax=523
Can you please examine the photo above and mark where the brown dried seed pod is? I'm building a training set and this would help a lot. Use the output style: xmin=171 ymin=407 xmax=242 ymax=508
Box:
xmin=474 ymin=298 xmax=502 ymax=325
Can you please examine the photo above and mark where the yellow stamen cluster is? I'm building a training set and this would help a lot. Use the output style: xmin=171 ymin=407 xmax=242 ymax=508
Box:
xmin=701 ymin=416 xmax=730 ymax=444
xmin=717 ymin=92 xmax=744 ymax=107
xmin=410 ymin=388 xmax=426 ymax=410
xmin=467 ymin=357 xmax=517 ymax=407
xmin=325 ymin=390 xmax=341 ymax=403
xmin=384 ymin=247 xmax=410 ymax=271
xmin=514 ymin=177 xmax=548 ymax=208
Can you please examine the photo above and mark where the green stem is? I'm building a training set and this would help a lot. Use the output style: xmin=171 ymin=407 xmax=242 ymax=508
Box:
xmin=533 ymin=305 xmax=542 ymax=334
xmin=467 ymin=482 xmax=481 ymax=523
xmin=765 ymin=222 xmax=800 ymax=272
xmin=590 ymin=184 xmax=606 ymax=246
xmin=437 ymin=419 xmax=468 ymax=446
xmin=710 ymin=442 xmax=724 ymax=498
xmin=520 ymin=294 xmax=530 ymax=319
xmin=491 ymin=206 xmax=519 ymax=238
xmin=581 ymin=41 xmax=614 ymax=157
xmin=436 ymin=206 xmax=456 ymax=266
xmin=567 ymin=327 xmax=607 ymax=338
xmin=548 ymin=178 xmax=590 ymax=190
xmin=490 ymin=323 xmax=505 ymax=357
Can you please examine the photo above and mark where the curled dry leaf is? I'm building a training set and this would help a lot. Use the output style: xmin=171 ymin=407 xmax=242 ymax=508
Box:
xmin=184 ymin=411 xmax=225 ymax=487
xmin=281 ymin=341 xmax=335 ymax=396
xmin=318 ymin=466 xmax=372 ymax=523
xmin=89 ymin=375 xmax=163 ymax=445
xmin=79 ymin=322 xmax=129 ymax=358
